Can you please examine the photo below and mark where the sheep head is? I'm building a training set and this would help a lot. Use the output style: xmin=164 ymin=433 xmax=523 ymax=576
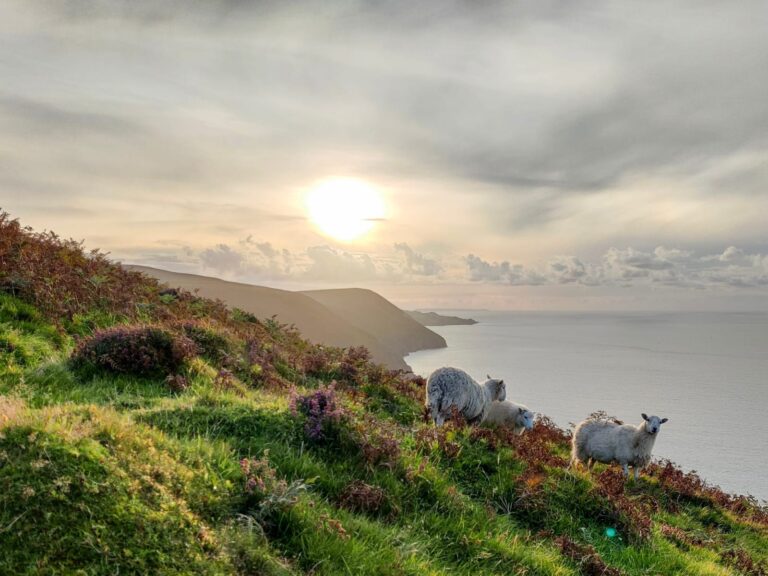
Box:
xmin=641 ymin=413 xmax=668 ymax=435
xmin=484 ymin=377 xmax=506 ymax=402
xmin=517 ymin=409 xmax=535 ymax=431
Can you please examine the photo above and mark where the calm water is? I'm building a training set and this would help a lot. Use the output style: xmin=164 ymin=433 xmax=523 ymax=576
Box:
xmin=407 ymin=311 xmax=768 ymax=501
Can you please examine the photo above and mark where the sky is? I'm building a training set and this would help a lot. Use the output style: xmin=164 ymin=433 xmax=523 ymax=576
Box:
xmin=2 ymin=0 xmax=768 ymax=310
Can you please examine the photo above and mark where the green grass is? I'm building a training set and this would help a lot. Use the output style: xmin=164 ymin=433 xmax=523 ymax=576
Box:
xmin=1 ymin=293 xmax=766 ymax=576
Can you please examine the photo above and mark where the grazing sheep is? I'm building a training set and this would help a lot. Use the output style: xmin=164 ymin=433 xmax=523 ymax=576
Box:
xmin=425 ymin=367 xmax=506 ymax=427
xmin=482 ymin=401 xmax=535 ymax=435
xmin=570 ymin=413 xmax=669 ymax=480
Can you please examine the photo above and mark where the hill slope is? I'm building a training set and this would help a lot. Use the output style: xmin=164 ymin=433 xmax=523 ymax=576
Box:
xmin=127 ymin=266 xmax=412 ymax=371
xmin=2 ymin=211 xmax=767 ymax=576
xmin=303 ymin=288 xmax=447 ymax=357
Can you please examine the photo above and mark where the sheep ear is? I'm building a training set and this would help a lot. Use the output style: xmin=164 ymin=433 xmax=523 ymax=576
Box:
xmin=499 ymin=379 xmax=504 ymax=386
xmin=660 ymin=417 xmax=668 ymax=423
xmin=641 ymin=413 xmax=649 ymax=421
xmin=487 ymin=374 xmax=491 ymax=380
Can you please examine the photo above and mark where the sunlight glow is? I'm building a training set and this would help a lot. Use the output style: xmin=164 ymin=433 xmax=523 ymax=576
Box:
xmin=306 ymin=178 xmax=385 ymax=241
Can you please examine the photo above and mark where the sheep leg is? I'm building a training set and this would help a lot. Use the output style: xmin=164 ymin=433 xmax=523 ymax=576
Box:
xmin=434 ymin=413 xmax=445 ymax=427
xmin=587 ymin=458 xmax=595 ymax=470
xmin=621 ymin=463 xmax=629 ymax=478
xmin=633 ymin=466 xmax=640 ymax=481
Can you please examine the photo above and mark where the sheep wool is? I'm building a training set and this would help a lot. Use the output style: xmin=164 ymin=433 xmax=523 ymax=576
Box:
xmin=570 ymin=413 xmax=668 ymax=479
xmin=482 ymin=401 xmax=535 ymax=435
xmin=425 ymin=367 xmax=506 ymax=427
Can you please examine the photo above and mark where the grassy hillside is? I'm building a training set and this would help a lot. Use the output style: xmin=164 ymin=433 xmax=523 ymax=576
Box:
xmin=1 ymin=211 xmax=767 ymax=576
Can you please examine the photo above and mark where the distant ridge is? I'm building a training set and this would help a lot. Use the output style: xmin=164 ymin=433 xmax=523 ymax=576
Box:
xmin=127 ymin=266 xmax=445 ymax=370
xmin=302 ymin=288 xmax=447 ymax=358
xmin=407 ymin=310 xmax=478 ymax=326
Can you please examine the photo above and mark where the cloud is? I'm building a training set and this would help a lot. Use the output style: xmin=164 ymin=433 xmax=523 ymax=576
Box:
xmin=548 ymin=256 xmax=591 ymax=284
xmin=303 ymin=246 xmax=380 ymax=283
xmin=199 ymin=244 xmax=244 ymax=274
xmin=466 ymin=254 xmax=512 ymax=282
xmin=466 ymin=245 xmax=768 ymax=289
xmin=466 ymin=254 xmax=546 ymax=285
xmin=394 ymin=243 xmax=441 ymax=276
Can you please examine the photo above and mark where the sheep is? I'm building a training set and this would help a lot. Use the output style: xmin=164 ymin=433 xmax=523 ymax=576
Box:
xmin=569 ymin=413 xmax=669 ymax=480
xmin=425 ymin=367 xmax=506 ymax=427
xmin=482 ymin=401 xmax=535 ymax=435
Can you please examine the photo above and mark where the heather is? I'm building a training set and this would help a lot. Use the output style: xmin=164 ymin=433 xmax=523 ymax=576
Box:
xmin=1 ymin=211 xmax=767 ymax=575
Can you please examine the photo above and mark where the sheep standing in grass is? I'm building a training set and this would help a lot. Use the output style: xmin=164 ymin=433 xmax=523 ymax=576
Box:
xmin=570 ymin=413 xmax=669 ymax=480
xmin=425 ymin=367 xmax=506 ymax=427
xmin=482 ymin=401 xmax=535 ymax=435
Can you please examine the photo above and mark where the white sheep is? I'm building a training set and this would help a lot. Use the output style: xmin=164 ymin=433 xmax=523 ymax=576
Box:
xmin=425 ymin=367 xmax=506 ymax=427
xmin=569 ymin=413 xmax=669 ymax=480
xmin=482 ymin=401 xmax=535 ymax=435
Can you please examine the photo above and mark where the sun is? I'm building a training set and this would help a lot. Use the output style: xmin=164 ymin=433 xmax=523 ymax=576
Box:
xmin=306 ymin=178 xmax=385 ymax=241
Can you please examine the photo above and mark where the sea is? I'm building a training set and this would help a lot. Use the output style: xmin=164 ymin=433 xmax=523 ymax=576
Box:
xmin=406 ymin=311 xmax=768 ymax=502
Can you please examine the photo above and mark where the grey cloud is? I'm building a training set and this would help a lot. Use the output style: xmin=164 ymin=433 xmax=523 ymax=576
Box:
xmin=466 ymin=254 xmax=512 ymax=283
xmin=0 ymin=97 xmax=142 ymax=137
xmin=394 ymin=243 xmax=441 ymax=276
xmin=466 ymin=254 xmax=546 ymax=286
xmin=199 ymin=244 xmax=244 ymax=274
xmin=548 ymin=256 xmax=593 ymax=285
xmin=466 ymin=245 xmax=768 ymax=289
xmin=603 ymin=247 xmax=675 ymax=275
xmin=719 ymin=246 xmax=743 ymax=262
xmin=303 ymin=246 xmax=379 ymax=283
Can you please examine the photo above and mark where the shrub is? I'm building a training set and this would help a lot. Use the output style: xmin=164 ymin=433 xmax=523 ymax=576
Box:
xmin=231 ymin=307 xmax=260 ymax=324
xmin=180 ymin=322 xmax=234 ymax=365
xmin=240 ymin=451 xmax=309 ymax=521
xmin=301 ymin=346 xmax=334 ymax=377
xmin=554 ymin=536 xmax=625 ymax=576
xmin=338 ymin=345 xmax=371 ymax=383
xmin=353 ymin=419 xmax=401 ymax=470
xmin=71 ymin=325 xmax=198 ymax=378
xmin=721 ymin=548 xmax=767 ymax=576
xmin=594 ymin=468 xmax=653 ymax=543
xmin=289 ymin=383 xmax=347 ymax=442
xmin=647 ymin=459 xmax=768 ymax=526
xmin=338 ymin=481 xmax=390 ymax=516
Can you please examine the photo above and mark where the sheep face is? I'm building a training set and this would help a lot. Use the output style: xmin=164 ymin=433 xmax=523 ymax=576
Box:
xmin=641 ymin=413 xmax=668 ymax=435
xmin=518 ymin=410 xmax=535 ymax=431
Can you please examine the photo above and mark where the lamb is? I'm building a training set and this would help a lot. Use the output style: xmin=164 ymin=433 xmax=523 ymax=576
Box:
xmin=482 ymin=401 xmax=535 ymax=435
xmin=569 ymin=413 xmax=669 ymax=480
xmin=425 ymin=367 xmax=506 ymax=427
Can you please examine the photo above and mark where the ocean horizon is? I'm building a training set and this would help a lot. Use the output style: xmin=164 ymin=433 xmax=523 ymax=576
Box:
xmin=407 ymin=310 xmax=768 ymax=502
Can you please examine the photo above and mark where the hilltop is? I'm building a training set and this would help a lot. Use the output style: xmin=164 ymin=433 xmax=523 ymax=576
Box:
xmin=1 ymin=210 xmax=767 ymax=576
